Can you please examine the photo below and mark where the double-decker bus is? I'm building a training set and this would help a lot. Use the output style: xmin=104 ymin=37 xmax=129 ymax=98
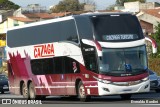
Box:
xmin=6 ymin=13 xmax=157 ymax=101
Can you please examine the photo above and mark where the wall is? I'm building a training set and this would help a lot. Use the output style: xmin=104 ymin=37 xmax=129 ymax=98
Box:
xmin=13 ymin=8 xmax=27 ymax=18
xmin=84 ymin=4 xmax=95 ymax=11
xmin=140 ymin=2 xmax=155 ymax=9
xmin=0 ymin=20 xmax=7 ymax=34
xmin=124 ymin=1 xmax=140 ymax=13
xmin=7 ymin=18 xmax=25 ymax=28
xmin=140 ymin=20 xmax=153 ymax=34
xmin=138 ymin=13 xmax=160 ymax=33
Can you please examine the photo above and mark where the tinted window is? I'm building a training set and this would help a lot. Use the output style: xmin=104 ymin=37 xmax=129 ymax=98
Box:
xmin=31 ymin=57 xmax=80 ymax=75
xmin=7 ymin=19 xmax=78 ymax=47
xmin=99 ymin=45 xmax=147 ymax=76
xmin=31 ymin=58 xmax=54 ymax=75
xmin=64 ymin=57 xmax=80 ymax=74
xmin=90 ymin=14 xmax=144 ymax=42
xmin=53 ymin=57 xmax=63 ymax=74
xmin=75 ymin=16 xmax=93 ymax=39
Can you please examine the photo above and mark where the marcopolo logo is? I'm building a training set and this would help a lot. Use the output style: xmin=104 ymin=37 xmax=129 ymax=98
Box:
xmin=34 ymin=43 xmax=54 ymax=58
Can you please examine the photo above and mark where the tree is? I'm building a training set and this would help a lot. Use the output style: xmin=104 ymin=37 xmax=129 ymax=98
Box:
xmin=0 ymin=0 xmax=20 ymax=9
xmin=83 ymin=0 xmax=96 ymax=6
xmin=106 ymin=4 xmax=115 ymax=10
xmin=116 ymin=0 xmax=146 ymax=6
xmin=153 ymin=23 xmax=160 ymax=43
xmin=83 ymin=0 xmax=96 ymax=11
xmin=150 ymin=22 xmax=160 ymax=58
xmin=52 ymin=0 xmax=83 ymax=12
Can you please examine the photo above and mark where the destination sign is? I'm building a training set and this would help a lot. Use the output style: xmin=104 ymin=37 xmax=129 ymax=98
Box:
xmin=102 ymin=34 xmax=138 ymax=41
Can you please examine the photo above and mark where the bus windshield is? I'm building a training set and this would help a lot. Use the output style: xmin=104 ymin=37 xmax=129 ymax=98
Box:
xmin=99 ymin=45 xmax=147 ymax=76
xmin=90 ymin=14 xmax=144 ymax=42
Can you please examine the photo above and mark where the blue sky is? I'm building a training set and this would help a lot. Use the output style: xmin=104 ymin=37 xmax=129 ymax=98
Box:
xmin=9 ymin=0 xmax=160 ymax=10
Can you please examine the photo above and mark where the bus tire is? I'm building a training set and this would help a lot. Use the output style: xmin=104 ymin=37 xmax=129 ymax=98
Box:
xmin=22 ymin=83 xmax=29 ymax=99
xmin=29 ymin=82 xmax=36 ymax=99
xmin=120 ymin=94 xmax=132 ymax=100
xmin=78 ymin=81 xmax=91 ymax=102
xmin=29 ymin=82 xmax=46 ymax=100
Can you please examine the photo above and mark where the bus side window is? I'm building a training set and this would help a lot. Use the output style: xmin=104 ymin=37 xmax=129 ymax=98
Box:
xmin=53 ymin=57 xmax=64 ymax=74
xmin=31 ymin=61 xmax=43 ymax=75
xmin=67 ymin=36 xmax=78 ymax=43
xmin=64 ymin=57 xmax=72 ymax=74
xmin=61 ymin=20 xmax=79 ymax=43
xmin=31 ymin=58 xmax=54 ymax=75
xmin=64 ymin=57 xmax=80 ymax=74
xmin=43 ymin=58 xmax=54 ymax=74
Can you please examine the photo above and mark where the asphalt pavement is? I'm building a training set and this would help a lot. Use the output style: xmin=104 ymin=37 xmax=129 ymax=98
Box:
xmin=0 ymin=91 xmax=160 ymax=105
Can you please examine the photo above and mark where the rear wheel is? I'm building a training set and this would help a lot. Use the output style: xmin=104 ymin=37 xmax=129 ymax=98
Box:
xmin=78 ymin=81 xmax=91 ymax=102
xmin=22 ymin=83 xmax=29 ymax=99
xmin=120 ymin=94 xmax=132 ymax=100
xmin=29 ymin=82 xmax=36 ymax=99
xmin=1 ymin=91 xmax=4 ymax=94
xmin=29 ymin=82 xmax=46 ymax=100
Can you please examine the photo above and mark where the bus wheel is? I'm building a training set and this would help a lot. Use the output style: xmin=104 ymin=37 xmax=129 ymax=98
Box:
xmin=29 ymin=82 xmax=36 ymax=99
xmin=29 ymin=83 xmax=46 ymax=100
xmin=78 ymin=81 xmax=91 ymax=102
xmin=120 ymin=94 xmax=132 ymax=100
xmin=22 ymin=83 xmax=29 ymax=99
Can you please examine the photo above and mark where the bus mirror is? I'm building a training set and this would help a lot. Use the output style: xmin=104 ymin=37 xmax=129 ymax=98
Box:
xmin=145 ymin=37 xmax=157 ymax=54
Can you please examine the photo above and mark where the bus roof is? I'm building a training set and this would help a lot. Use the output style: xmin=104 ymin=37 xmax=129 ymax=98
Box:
xmin=7 ymin=12 xmax=132 ymax=32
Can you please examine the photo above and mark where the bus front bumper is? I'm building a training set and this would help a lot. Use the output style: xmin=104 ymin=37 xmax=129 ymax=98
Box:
xmin=98 ymin=80 xmax=150 ymax=96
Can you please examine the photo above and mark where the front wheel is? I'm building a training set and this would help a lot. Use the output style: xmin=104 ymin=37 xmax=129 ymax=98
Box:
xmin=120 ymin=94 xmax=132 ymax=100
xmin=78 ymin=81 xmax=91 ymax=102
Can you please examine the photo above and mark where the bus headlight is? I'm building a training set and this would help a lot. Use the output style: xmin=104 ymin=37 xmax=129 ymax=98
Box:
xmin=98 ymin=78 xmax=111 ymax=84
xmin=142 ymin=77 xmax=149 ymax=81
xmin=93 ymin=76 xmax=112 ymax=84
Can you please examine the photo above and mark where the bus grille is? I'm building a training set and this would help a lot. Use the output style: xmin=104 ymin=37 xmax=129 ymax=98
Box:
xmin=112 ymin=80 xmax=142 ymax=86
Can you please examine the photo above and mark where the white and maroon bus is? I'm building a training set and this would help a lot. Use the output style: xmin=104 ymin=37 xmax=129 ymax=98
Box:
xmin=6 ymin=13 xmax=157 ymax=101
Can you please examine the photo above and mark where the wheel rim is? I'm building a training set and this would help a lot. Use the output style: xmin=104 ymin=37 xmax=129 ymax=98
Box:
xmin=79 ymin=84 xmax=85 ymax=98
xmin=22 ymin=85 xmax=27 ymax=97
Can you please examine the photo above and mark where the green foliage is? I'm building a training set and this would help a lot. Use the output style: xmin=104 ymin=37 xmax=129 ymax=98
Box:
xmin=0 ymin=0 xmax=20 ymax=10
xmin=52 ymin=0 xmax=84 ymax=12
xmin=107 ymin=4 xmax=115 ymax=10
xmin=0 ymin=65 xmax=7 ymax=75
xmin=0 ymin=0 xmax=6 ymax=3
xmin=116 ymin=0 xmax=146 ymax=6
xmin=152 ymin=22 xmax=160 ymax=43
xmin=149 ymin=58 xmax=160 ymax=75
xmin=151 ymin=22 xmax=160 ymax=58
